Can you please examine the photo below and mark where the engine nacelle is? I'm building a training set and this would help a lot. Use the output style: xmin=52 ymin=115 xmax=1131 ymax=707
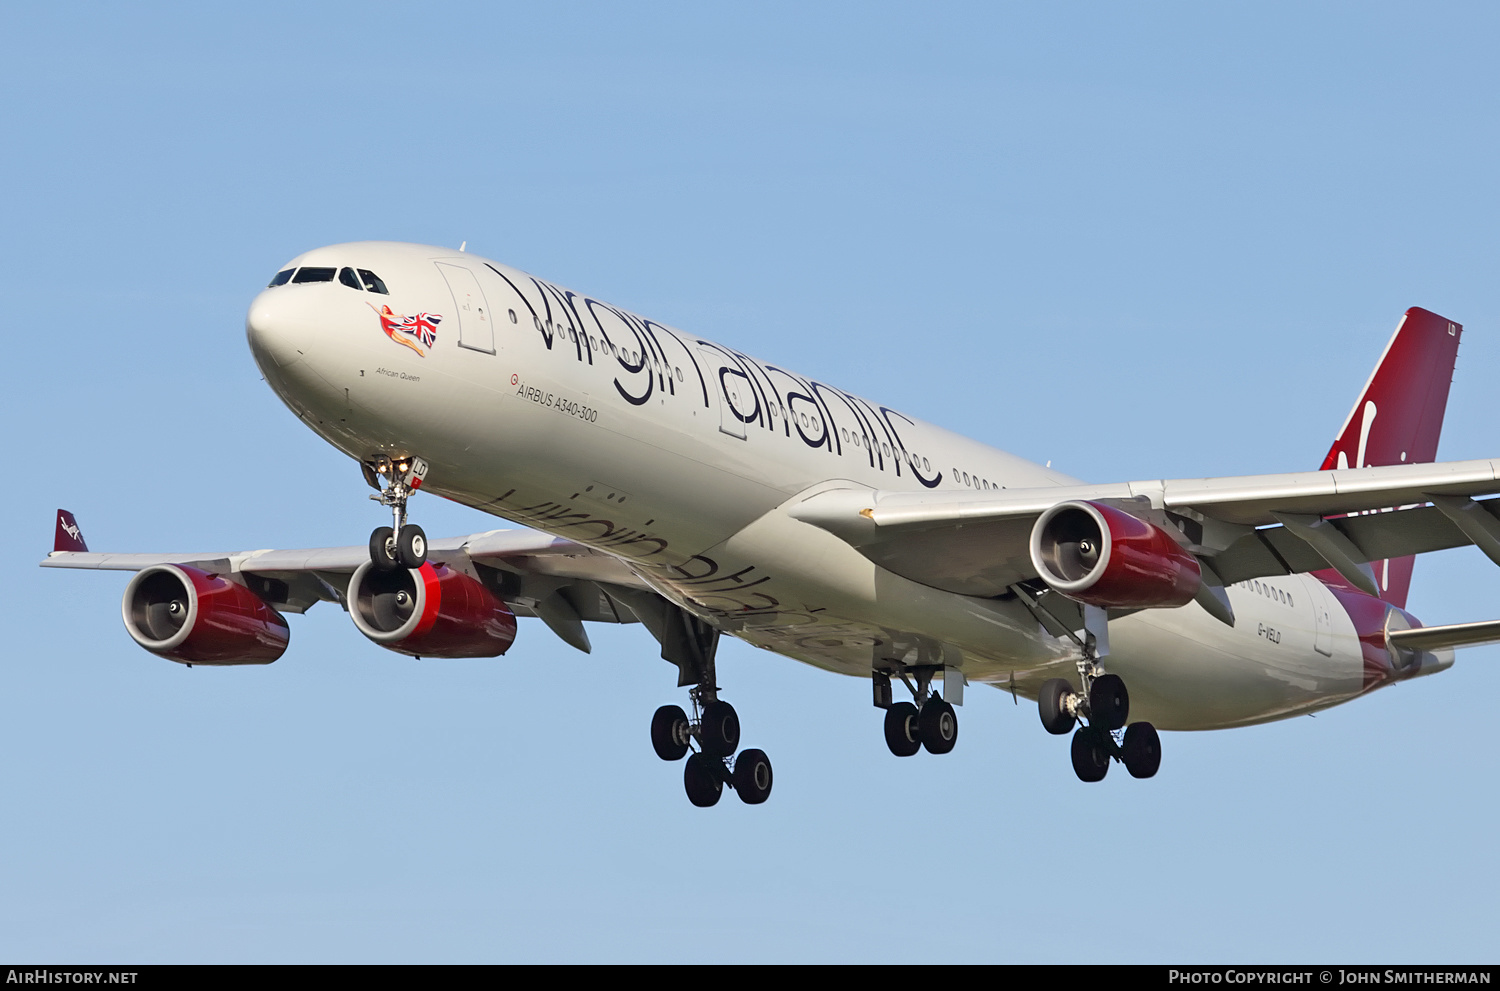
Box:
xmin=348 ymin=560 xmax=517 ymax=658
xmin=1029 ymin=500 xmax=1201 ymax=609
xmin=122 ymin=564 xmax=290 ymax=665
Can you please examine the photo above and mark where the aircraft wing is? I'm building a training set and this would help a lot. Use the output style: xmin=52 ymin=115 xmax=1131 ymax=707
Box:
xmin=788 ymin=458 xmax=1500 ymax=597
xmin=40 ymin=520 xmax=650 ymax=651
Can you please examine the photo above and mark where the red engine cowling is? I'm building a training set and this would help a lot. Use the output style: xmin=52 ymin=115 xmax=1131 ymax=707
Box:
xmin=121 ymin=564 xmax=290 ymax=665
xmin=1029 ymin=500 xmax=1201 ymax=609
xmin=348 ymin=561 xmax=517 ymax=658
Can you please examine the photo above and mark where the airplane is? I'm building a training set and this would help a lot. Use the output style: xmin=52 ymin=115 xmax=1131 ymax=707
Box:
xmin=41 ymin=241 xmax=1500 ymax=807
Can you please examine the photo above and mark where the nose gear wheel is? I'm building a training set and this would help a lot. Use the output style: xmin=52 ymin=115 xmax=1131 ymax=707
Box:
xmin=364 ymin=457 xmax=429 ymax=569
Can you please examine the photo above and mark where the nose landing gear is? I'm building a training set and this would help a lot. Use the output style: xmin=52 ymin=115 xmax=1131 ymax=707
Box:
xmin=1039 ymin=660 xmax=1161 ymax=782
xmin=364 ymin=456 xmax=429 ymax=570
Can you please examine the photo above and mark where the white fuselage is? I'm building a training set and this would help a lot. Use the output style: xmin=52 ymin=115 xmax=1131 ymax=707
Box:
xmin=246 ymin=241 xmax=1389 ymax=731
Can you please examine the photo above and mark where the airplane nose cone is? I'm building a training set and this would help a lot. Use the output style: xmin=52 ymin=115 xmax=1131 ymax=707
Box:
xmin=246 ymin=291 xmax=305 ymax=370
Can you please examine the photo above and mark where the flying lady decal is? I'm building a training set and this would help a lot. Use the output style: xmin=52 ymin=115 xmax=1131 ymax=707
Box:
xmin=370 ymin=303 xmax=442 ymax=357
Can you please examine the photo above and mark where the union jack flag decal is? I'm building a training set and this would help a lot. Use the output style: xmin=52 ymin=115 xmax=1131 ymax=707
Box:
xmin=370 ymin=303 xmax=442 ymax=357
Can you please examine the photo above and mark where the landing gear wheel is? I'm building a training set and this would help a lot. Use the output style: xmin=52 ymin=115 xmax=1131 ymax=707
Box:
xmin=1122 ymin=722 xmax=1161 ymax=779
xmin=919 ymin=697 xmax=958 ymax=754
xmin=1089 ymin=673 xmax=1130 ymax=731
xmin=1039 ymin=678 xmax=1076 ymax=735
xmin=732 ymin=749 xmax=773 ymax=804
xmin=1070 ymin=727 xmax=1111 ymax=782
xmin=883 ymin=701 xmax=921 ymax=757
xmin=369 ymin=526 xmax=398 ymax=571
xmin=396 ymin=524 xmax=427 ymax=568
xmin=650 ymin=705 xmax=691 ymax=761
xmin=699 ymin=700 xmax=741 ymax=758
xmin=683 ymin=752 xmax=723 ymax=807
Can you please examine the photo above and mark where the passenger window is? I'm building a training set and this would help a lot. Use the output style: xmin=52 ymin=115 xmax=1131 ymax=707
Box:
xmin=267 ymin=269 xmax=295 ymax=287
xmin=357 ymin=269 xmax=389 ymax=294
xmin=338 ymin=267 xmax=362 ymax=290
xmin=292 ymin=267 xmax=335 ymax=284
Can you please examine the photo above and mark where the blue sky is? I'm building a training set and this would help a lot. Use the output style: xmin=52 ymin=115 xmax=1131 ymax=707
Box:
xmin=4 ymin=2 xmax=1499 ymax=962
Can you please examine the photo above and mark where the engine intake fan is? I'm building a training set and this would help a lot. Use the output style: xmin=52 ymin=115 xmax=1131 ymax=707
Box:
xmin=121 ymin=564 xmax=289 ymax=665
xmin=1029 ymin=500 xmax=1201 ymax=609
xmin=348 ymin=560 xmax=517 ymax=658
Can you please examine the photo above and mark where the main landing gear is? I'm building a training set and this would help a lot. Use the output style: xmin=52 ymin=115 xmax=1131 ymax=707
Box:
xmin=646 ymin=608 xmax=772 ymax=807
xmin=651 ymin=694 xmax=773 ymax=807
xmin=364 ymin=456 xmax=430 ymax=571
xmin=874 ymin=667 xmax=959 ymax=758
xmin=1038 ymin=662 xmax=1161 ymax=781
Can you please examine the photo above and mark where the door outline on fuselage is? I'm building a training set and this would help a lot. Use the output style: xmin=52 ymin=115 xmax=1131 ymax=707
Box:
xmin=1307 ymin=577 xmax=1334 ymax=656
xmin=696 ymin=344 xmax=757 ymax=440
xmin=436 ymin=261 xmax=495 ymax=354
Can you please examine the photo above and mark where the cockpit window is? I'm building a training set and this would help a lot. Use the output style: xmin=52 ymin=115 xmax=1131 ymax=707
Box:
xmin=338 ymin=267 xmax=362 ymax=290
xmin=291 ymin=267 xmax=336 ymax=284
xmin=357 ymin=269 xmax=389 ymax=294
xmin=267 ymin=268 xmax=295 ymax=287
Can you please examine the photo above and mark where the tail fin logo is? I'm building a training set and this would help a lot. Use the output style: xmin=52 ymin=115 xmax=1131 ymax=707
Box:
xmin=1334 ymin=401 xmax=1379 ymax=471
xmin=54 ymin=509 xmax=88 ymax=553
xmin=1334 ymin=401 xmax=1397 ymax=592
xmin=370 ymin=303 xmax=442 ymax=357
xmin=1318 ymin=307 xmax=1463 ymax=608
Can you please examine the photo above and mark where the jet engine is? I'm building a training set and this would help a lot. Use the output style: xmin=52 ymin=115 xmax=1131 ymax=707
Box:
xmin=348 ymin=560 xmax=517 ymax=657
xmin=122 ymin=564 xmax=290 ymax=665
xmin=1029 ymin=500 xmax=1201 ymax=609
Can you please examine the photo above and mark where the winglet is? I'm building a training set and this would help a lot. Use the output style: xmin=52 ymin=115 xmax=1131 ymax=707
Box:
xmin=54 ymin=509 xmax=88 ymax=553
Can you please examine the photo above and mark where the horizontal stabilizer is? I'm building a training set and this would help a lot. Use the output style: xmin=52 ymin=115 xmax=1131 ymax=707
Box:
xmin=1388 ymin=619 xmax=1500 ymax=652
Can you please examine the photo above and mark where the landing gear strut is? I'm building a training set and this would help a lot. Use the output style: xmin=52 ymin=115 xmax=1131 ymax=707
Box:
xmin=365 ymin=456 xmax=429 ymax=570
xmin=874 ymin=667 xmax=959 ymax=757
xmin=636 ymin=600 xmax=772 ymax=807
xmin=1039 ymin=656 xmax=1161 ymax=782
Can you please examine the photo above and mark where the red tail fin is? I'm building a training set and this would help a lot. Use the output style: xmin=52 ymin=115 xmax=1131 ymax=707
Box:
xmin=1318 ymin=307 xmax=1462 ymax=607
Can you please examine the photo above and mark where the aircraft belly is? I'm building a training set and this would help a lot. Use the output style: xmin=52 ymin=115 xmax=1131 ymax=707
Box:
xmin=638 ymin=496 xmax=1074 ymax=682
xmin=1103 ymin=584 xmax=1366 ymax=731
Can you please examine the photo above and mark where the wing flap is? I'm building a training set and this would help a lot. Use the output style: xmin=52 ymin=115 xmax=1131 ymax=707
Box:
xmin=848 ymin=458 xmax=1500 ymax=533
xmin=39 ymin=525 xmax=651 ymax=624
xmin=790 ymin=460 xmax=1500 ymax=597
